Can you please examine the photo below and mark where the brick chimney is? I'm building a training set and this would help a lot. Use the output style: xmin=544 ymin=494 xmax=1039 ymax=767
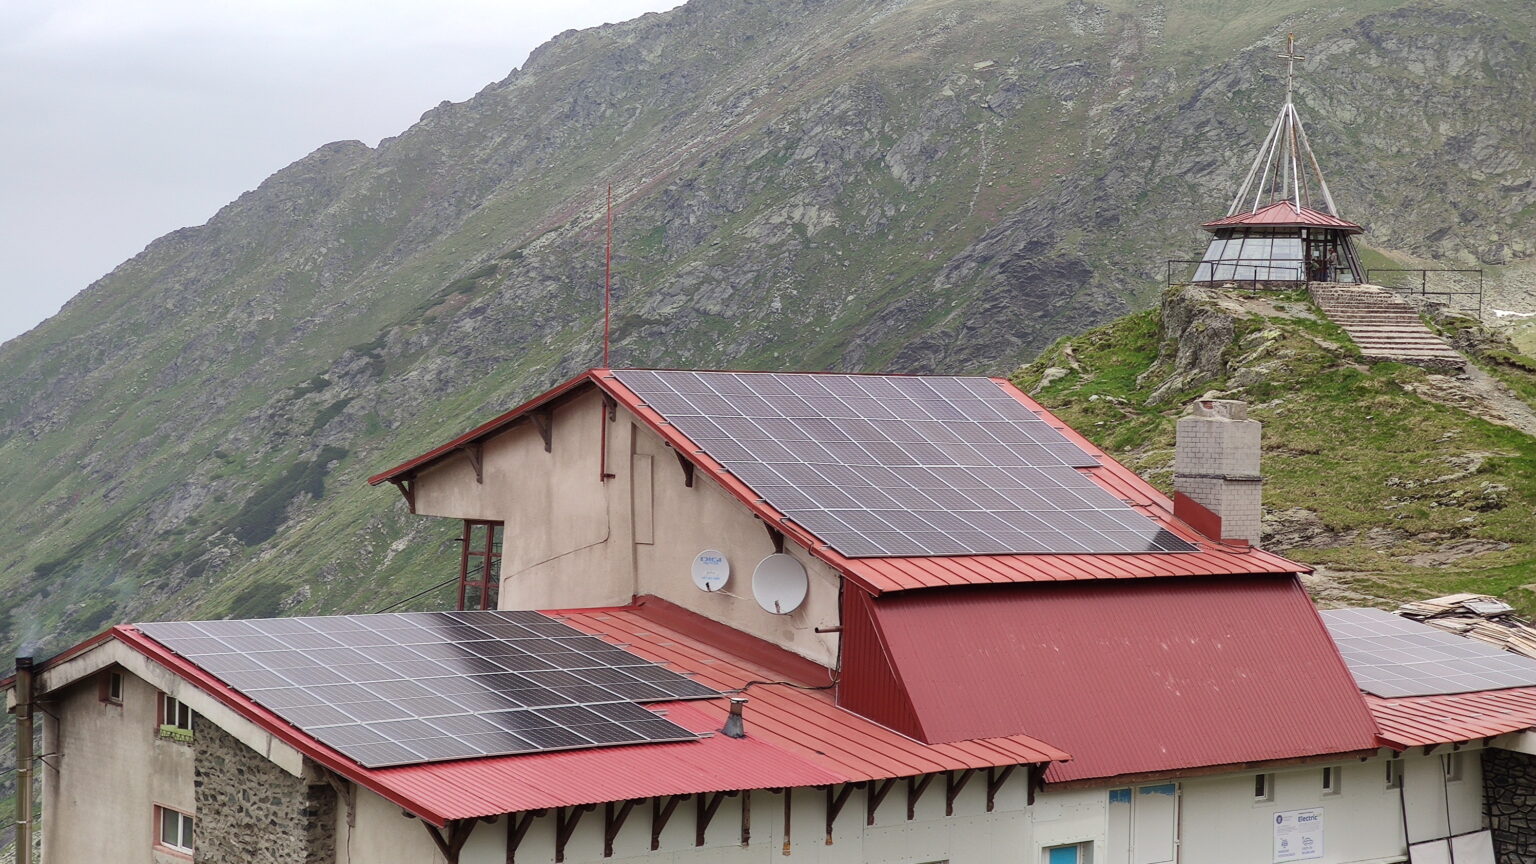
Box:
xmin=1173 ymin=399 xmax=1263 ymax=545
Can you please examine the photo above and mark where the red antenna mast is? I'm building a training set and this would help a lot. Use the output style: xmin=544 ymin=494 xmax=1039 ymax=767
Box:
xmin=603 ymin=184 xmax=613 ymax=367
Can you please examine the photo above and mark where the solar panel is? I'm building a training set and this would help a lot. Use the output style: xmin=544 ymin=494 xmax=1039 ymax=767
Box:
xmin=1320 ymin=607 xmax=1536 ymax=698
xmin=612 ymin=370 xmax=1196 ymax=557
xmin=137 ymin=610 xmax=717 ymax=768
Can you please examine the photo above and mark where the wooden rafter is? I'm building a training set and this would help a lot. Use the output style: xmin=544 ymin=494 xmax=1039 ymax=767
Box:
xmin=866 ymin=778 xmax=895 ymax=826
xmin=505 ymin=809 xmax=544 ymax=864
xmin=389 ymin=478 xmax=416 ymax=514
xmin=424 ymin=819 xmax=476 ymax=864
xmin=651 ymin=795 xmax=686 ymax=851
xmin=825 ymin=783 xmax=857 ymax=843
xmin=555 ymin=804 xmax=593 ymax=862
xmin=907 ymin=774 xmax=935 ymax=821
xmin=532 ymin=410 xmax=553 ymax=453
xmin=945 ymin=769 xmax=976 ymax=816
xmin=604 ymin=799 xmax=638 ymax=858
xmin=986 ymin=765 xmax=1017 ymax=812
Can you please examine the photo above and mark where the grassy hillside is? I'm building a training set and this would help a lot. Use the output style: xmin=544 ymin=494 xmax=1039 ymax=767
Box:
xmin=1015 ymin=286 xmax=1536 ymax=610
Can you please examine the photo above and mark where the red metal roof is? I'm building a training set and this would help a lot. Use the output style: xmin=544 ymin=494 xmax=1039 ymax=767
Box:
xmin=85 ymin=598 xmax=1064 ymax=826
xmin=370 ymin=370 xmax=1304 ymax=594
xmin=1201 ymin=201 xmax=1363 ymax=233
xmin=1367 ymin=688 xmax=1536 ymax=749
xmin=854 ymin=577 xmax=1380 ymax=783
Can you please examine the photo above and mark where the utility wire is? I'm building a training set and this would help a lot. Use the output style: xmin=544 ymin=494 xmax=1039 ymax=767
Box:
xmin=373 ymin=576 xmax=458 ymax=614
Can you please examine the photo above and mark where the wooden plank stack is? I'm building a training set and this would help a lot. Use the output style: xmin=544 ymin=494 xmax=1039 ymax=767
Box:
xmin=1396 ymin=594 xmax=1536 ymax=660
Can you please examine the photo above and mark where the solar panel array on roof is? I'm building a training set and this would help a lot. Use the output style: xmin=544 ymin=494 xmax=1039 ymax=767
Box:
xmin=1321 ymin=607 xmax=1536 ymax=698
xmin=612 ymin=370 xmax=1196 ymax=557
xmin=137 ymin=610 xmax=716 ymax=768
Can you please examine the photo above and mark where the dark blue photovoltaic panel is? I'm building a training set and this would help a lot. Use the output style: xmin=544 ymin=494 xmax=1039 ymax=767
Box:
xmin=1321 ymin=607 xmax=1536 ymax=698
xmin=613 ymin=370 xmax=1196 ymax=557
xmin=138 ymin=610 xmax=716 ymax=768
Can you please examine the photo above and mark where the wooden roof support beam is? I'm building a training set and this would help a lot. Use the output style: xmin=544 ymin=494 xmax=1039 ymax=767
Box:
xmin=462 ymin=442 xmax=484 ymax=483
xmin=555 ymin=804 xmax=594 ymax=862
xmin=695 ymin=790 xmax=732 ymax=847
xmin=389 ymin=478 xmax=416 ymax=514
xmin=764 ymin=522 xmax=785 ymax=554
xmin=532 ymin=410 xmax=553 ymax=453
xmin=505 ymin=809 xmax=544 ymax=864
xmin=603 ymin=799 xmax=638 ymax=858
xmin=651 ymin=794 xmax=685 ymax=851
xmin=945 ymin=769 xmax=976 ymax=816
xmin=825 ymin=782 xmax=857 ymax=843
xmin=986 ymin=765 xmax=1017 ymax=812
xmin=907 ymin=773 xmax=936 ymax=821
xmin=780 ymin=788 xmax=792 ymax=855
xmin=424 ymin=819 xmax=476 ymax=864
xmin=739 ymin=788 xmax=751 ymax=847
xmin=866 ymin=778 xmax=895 ymax=826
xmin=674 ymin=450 xmax=695 ymax=488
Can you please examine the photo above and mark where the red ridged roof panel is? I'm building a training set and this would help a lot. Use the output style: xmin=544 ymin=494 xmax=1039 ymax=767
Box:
xmin=1201 ymin=201 xmax=1363 ymax=233
xmin=109 ymin=598 xmax=1064 ymax=825
xmin=1367 ymin=688 xmax=1536 ymax=749
xmin=865 ymin=577 xmax=1379 ymax=783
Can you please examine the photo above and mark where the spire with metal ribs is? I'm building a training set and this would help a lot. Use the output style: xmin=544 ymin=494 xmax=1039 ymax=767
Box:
xmin=1226 ymin=34 xmax=1342 ymax=218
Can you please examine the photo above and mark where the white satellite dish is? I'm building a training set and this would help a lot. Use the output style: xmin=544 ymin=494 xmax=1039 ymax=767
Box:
xmin=752 ymin=554 xmax=808 ymax=615
xmin=691 ymin=550 xmax=731 ymax=592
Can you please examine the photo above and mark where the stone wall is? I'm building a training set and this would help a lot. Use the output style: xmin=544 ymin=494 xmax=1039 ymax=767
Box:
xmin=193 ymin=717 xmax=336 ymax=864
xmin=1484 ymin=748 xmax=1536 ymax=863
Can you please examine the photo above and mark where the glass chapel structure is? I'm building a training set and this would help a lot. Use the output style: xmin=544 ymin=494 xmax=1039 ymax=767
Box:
xmin=1192 ymin=37 xmax=1365 ymax=285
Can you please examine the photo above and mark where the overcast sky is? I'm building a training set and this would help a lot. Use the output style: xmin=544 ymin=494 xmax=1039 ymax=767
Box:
xmin=0 ymin=0 xmax=683 ymax=345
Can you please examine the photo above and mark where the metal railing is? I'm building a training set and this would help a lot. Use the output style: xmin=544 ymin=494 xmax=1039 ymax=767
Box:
xmin=1366 ymin=269 xmax=1484 ymax=318
xmin=1167 ymin=259 xmax=1304 ymax=287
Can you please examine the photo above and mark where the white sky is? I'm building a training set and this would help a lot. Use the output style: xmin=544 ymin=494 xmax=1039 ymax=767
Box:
xmin=0 ymin=0 xmax=683 ymax=345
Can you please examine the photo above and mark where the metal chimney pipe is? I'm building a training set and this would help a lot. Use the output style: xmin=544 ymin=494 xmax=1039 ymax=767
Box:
xmin=14 ymin=656 xmax=35 ymax=864
xmin=721 ymin=697 xmax=748 ymax=739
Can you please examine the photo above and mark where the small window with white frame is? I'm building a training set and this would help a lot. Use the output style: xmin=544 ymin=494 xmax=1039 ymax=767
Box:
xmin=1043 ymin=843 xmax=1091 ymax=864
xmin=1254 ymin=772 xmax=1274 ymax=802
xmin=1321 ymin=765 xmax=1341 ymax=795
xmin=1386 ymin=758 xmax=1402 ymax=789
xmin=100 ymin=670 xmax=124 ymax=705
xmin=159 ymin=693 xmax=194 ymax=740
xmin=155 ymin=805 xmax=194 ymax=855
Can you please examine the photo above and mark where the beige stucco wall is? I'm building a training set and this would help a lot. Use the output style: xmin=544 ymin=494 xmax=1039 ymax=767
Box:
xmin=407 ymin=389 xmax=841 ymax=666
xmin=41 ymin=669 xmax=195 ymax=864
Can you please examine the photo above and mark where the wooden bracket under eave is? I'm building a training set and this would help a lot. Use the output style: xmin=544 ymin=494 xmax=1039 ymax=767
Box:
xmin=764 ymin=522 xmax=785 ymax=554
xmin=674 ymin=450 xmax=695 ymax=488
xmin=461 ymin=442 xmax=484 ymax=484
xmin=389 ymin=478 xmax=416 ymax=514
xmin=423 ymin=819 xmax=476 ymax=864
xmin=532 ymin=410 xmax=553 ymax=453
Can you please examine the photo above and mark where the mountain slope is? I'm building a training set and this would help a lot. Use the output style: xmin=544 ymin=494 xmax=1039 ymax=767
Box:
xmin=3 ymin=0 xmax=1536 ymax=664
xmin=1015 ymin=284 xmax=1536 ymax=609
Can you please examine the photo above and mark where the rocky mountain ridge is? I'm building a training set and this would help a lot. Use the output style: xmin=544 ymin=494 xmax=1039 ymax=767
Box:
xmin=3 ymin=0 xmax=1536 ymax=666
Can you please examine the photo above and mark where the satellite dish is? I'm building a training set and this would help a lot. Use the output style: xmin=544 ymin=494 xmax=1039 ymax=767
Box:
xmin=752 ymin=554 xmax=808 ymax=615
xmin=691 ymin=550 xmax=731 ymax=592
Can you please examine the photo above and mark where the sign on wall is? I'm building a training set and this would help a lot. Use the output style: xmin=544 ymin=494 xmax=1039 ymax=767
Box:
xmin=1273 ymin=808 xmax=1324 ymax=863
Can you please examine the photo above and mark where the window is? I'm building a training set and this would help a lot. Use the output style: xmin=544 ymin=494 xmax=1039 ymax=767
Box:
xmin=155 ymin=806 xmax=194 ymax=854
xmin=1386 ymin=758 xmax=1402 ymax=789
xmin=1444 ymin=752 xmax=1463 ymax=782
xmin=1045 ymin=843 xmax=1091 ymax=864
xmin=100 ymin=670 xmax=124 ymax=704
xmin=1254 ymin=773 xmax=1274 ymax=802
xmin=159 ymin=693 xmax=193 ymax=740
xmin=1322 ymin=766 xmax=1340 ymax=795
xmin=1108 ymin=785 xmax=1176 ymax=864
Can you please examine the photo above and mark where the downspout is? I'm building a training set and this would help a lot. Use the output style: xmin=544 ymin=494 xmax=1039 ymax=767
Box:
xmin=14 ymin=656 xmax=35 ymax=864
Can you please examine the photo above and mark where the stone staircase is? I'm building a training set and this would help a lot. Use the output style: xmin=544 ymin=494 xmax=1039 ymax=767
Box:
xmin=1309 ymin=283 xmax=1466 ymax=371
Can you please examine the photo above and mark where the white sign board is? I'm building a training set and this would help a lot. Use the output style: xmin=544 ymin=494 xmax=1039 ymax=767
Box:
xmin=691 ymin=550 xmax=730 ymax=592
xmin=1274 ymin=808 xmax=1324 ymax=863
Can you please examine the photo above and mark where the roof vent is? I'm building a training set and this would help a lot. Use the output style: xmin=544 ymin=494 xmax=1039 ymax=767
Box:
xmin=721 ymin=697 xmax=748 ymax=739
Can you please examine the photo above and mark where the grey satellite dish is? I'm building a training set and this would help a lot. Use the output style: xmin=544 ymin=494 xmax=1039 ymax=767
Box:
xmin=752 ymin=554 xmax=808 ymax=615
xmin=691 ymin=550 xmax=730 ymax=592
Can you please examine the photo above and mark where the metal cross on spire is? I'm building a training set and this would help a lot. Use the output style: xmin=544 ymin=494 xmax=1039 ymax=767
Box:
xmin=1225 ymin=33 xmax=1341 ymax=218
xmin=1275 ymin=32 xmax=1306 ymax=105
